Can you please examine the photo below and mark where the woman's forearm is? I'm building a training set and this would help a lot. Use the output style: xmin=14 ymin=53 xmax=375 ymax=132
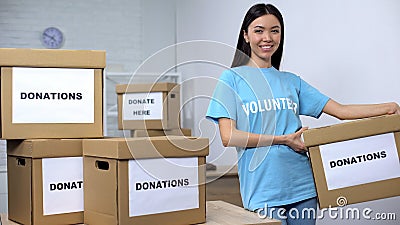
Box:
xmin=323 ymin=100 xmax=400 ymax=120
xmin=218 ymin=118 xmax=308 ymax=152
xmin=222 ymin=128 xmax=279 ymax=147
xmin=218 ymin=117 xmax=275 ymax=147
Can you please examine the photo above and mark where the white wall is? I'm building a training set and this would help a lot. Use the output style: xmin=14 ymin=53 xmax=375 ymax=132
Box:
xmin=0 ymin=0 xmax=143 ymax=72
xmin=176 ymin=0 xmax=399 ymax=224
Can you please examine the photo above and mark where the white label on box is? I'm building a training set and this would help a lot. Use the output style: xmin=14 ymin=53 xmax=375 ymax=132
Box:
xmin=12 ymin=67 xmax=95 ymax=123
xmin=122 ymin=92 xmax=163 ymax=120
xmin=128 ymin=157 xmax=199 ymax=217
xmin=42 ymin=157 xmax=83 ymax=215
xmin=319 ymin=133 xmax=400 ymax=190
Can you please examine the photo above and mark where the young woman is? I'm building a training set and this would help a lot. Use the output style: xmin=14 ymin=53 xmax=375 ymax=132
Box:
xmin=206 ymin=3 xmax=399 ymax=225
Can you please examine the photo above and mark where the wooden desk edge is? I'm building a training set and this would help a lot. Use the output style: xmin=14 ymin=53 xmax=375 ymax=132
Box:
xmin=1 ymin=201 xmax=281 ymax=225
xmin=204 ymin=200 xmax=281 ymax=225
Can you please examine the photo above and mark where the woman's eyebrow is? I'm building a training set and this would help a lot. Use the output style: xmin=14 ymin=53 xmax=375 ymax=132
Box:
xmin=253 ymin=25 xmax=281 ymax=29
xmin=253 ymin=25 xmax=265 ymax=29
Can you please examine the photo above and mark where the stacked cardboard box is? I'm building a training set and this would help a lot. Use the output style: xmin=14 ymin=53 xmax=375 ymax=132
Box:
xmin=0 ymin=48 xmax=104 ymax=139
xmin=303 ymin=115 xmax=400 ymax=208
xmin=116 ymin=82 xmax=192 ymax=137
xmin=3 ymin=48 xmax=208 ymax=225
xmin=7 ymin=139 xmax=84 ymax=225
xmin=113 ymin=82 xmax=209 ymax=225
xmin=83 ymin=136 xmax=208 ymax=225
xmin=1 ymin=48 xmax=105 ymax=225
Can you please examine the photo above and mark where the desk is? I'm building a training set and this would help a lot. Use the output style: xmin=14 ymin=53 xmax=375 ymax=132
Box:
xmin=1 ymin=201 xmax=280 ymax=225
xmin=202 ymin=201 xmax=280 ymax=224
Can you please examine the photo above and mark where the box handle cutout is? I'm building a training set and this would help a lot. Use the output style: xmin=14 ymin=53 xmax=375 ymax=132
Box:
xmin=17 ymin=158 xmax=26 ymax=166
xmin=95 ymin=160 xmax=109 ymax=170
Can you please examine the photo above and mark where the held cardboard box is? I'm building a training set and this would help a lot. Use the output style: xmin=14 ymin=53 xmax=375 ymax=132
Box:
xmin=0 ymin=48 xmax=105 ymax=139
xmin=83 ymin=136 xmax=209 ymax=225
xmin=303 ymin=115 xmax=400 ymax=208
xmin=116 ymin=82 xmax=180 ymax=130
xmin=7 ymin=139 xmax=84 ymax=225
xmin=131 ymin=128 xmax=192 ymax=137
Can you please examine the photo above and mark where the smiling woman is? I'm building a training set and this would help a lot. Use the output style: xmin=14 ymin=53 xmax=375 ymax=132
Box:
xmin=231 ymin=4 xmax=285 ymax=69
xmin=243 ymin=14 xmax=281 ymax=68
xmin=205 ymin=3 xmax=400 ymax=225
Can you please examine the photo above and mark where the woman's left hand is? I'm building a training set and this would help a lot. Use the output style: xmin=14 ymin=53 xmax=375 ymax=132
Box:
xmin=387 ymin=102 xmax=400 ymax=115
xmin=283 ymin=127 xmax=308 ymax=153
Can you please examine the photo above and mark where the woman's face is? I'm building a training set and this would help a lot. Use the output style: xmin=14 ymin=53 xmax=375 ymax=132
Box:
xmin=244 ymin=14 xmax=281 ymax=67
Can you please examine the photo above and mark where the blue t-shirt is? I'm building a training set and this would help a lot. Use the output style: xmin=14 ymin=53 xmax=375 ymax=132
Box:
xmin=206 ymin=66 xmax=329 ymax=210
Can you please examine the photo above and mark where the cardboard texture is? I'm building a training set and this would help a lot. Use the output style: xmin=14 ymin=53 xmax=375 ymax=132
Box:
xmin=0 ymin=48 xmax=105 ymax=139
xmin=116 ymin=83 xmax=180 ymax=130
xmin=131 ymin=128 xmax=192 ymax=137
xmin=303 ymin=115 xmax=400 ymax=208
xmin=7 ymin=139 xmax=84 ymax=225
xmin=83 ymin=136 xmax=209 ymax=225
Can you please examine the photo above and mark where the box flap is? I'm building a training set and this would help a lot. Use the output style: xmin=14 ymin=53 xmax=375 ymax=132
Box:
xmin=303 ymin=115 xmax=400 ymax=147
xmin=131 ymin=128 xmax=192 ymax=137
xmin=7 ymin=139 xmax=83 ymax=158
xmin=115 ymin=83 xmax=179 ymax=94
xmin=0 ymin=48 xmax=105 ymax=68
xmin=83 ymin=136 xmax=209 ymax=159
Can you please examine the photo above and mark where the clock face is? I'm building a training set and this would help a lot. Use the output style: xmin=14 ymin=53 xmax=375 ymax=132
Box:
xmin=41 ymin=27 xmax=64 ymax=49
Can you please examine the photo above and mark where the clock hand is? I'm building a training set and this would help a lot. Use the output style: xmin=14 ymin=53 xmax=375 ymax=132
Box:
xmin=43 ymin=33 xmax=56 ymax=41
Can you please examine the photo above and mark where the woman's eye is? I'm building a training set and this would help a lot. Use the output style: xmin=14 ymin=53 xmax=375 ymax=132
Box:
xmin=255 ymin=30 xmax=263 ymax=33
xmin=271 ymin=29 xmax=280 ymax=33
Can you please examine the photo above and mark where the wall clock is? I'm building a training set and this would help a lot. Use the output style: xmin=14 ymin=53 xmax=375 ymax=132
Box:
xmin=41 ymin=27 xmax=64 ymax=49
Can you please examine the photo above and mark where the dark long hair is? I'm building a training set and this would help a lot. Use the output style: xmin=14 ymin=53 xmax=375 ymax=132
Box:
xmin=231 ymin=3 xmax=285 ymax=70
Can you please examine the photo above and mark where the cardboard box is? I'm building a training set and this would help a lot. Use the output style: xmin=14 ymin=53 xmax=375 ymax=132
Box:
xmin=83 ymin=136 xmax=209 ymax=225
xmin=303 ymin=115 xmax=400 ymax=208
xmin=116 ymin=82 xmax=180 ymax=130
xmin=0 ymin=48 xmax=105 ymax=139
xmin=131 ymin=128 xmax=192 ymax=137
xmin=7 ymin=139 xmax=84 ymax=225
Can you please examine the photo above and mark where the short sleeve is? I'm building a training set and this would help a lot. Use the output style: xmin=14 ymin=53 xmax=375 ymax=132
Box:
xmin=206 ymin=70 xmax=238 ymax=123
xmin=298 ymin=78 xmax=330 ymax=118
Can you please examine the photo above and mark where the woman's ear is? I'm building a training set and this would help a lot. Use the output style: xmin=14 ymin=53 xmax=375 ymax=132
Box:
xmin=243 ymin=30 xmax=249 ymax=43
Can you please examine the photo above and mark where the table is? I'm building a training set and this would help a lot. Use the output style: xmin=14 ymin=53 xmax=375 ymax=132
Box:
xmin=201 ymin=200 xmax=281 ymax=224
xmin=1 ymin=201 xmax=280 ymax=225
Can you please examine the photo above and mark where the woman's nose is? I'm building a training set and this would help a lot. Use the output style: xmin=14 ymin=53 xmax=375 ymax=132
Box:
xmin=262 ymin=32 xmax=272 ymax=42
